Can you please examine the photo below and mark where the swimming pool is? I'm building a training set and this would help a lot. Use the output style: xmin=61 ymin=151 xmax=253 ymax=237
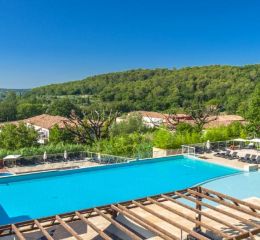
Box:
xmin=203 ymin=170 xmax=260 ymax=199
xmin=0 ymin=173 xmax=13 ymax=177
xmin=0 ymin=155 xmax=239 ymax=225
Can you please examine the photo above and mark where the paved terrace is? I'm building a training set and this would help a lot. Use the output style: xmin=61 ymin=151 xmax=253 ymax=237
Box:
xmin=6 ymin=160 xmax=100 ymax=175
xmin=1 ymin=153 xmax=131 ymax=175
xmin=198 ymin=152 xmax=259 ymax=171
xmin=0 ymin=187 xmax=259 ymax=240
xmin=153 ymin=146 xmax=259 ymax=171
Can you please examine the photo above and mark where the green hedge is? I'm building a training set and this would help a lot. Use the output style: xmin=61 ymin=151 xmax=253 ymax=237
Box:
xmin=153 ymin=129 xmax=202 ymax=149
xmin=153 ymin=122 xmax=246 ymax=149
xmin=91 ymin=132 xmax=153 ymax=158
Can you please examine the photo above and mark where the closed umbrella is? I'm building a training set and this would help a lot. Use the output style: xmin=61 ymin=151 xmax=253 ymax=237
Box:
xmin=64 ymin=150 xmax=68 ymax=161
xmin=43 ymin=151 xmax=47 ymax=163
xmin=206 ymin=140 xmax=211 ymax=150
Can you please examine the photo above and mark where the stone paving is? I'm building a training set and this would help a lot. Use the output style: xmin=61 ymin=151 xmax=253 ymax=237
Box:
xmin=6 ymin=160 xmax=100 ymax=175
xmin=198 ymin=152 xmax=259 ymax=171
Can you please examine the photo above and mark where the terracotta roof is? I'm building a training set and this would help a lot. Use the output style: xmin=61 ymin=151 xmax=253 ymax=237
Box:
xmin=129 ymin=111 xmax=245 ymax=129
xmin=131 ymin=111 xmax=192 ymax=120
xmin=26 ymin=114 xmax=68 ymax=129
xmin=130 ymin=111 xmax=245 ymax=126
xmin=0 ymin=114 xmax=68 ymax=130
xmin=205 ymin=115 xmax=245 ymax=128
xmin=207 ymin=115 xmax=244 ymax=122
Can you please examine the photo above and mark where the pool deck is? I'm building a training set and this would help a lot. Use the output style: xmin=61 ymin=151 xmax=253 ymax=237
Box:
xmin=197 ymin=152 xmax=259 ymax=171
xmin=0 ymin=169 xmax=11 ymax=173
xmin=3 ymin=152 xmax=258 ymax=175
xmin=1 ymin=197 xmax=259 ymax=240
xmin=4 ymin=160 xmax=100 ymax=175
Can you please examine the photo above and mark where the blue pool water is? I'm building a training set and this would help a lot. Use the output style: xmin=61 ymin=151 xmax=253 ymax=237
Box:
xmin=203 ymin=170 xmax=260 ymax=199
xmin=0 ymin=173 xmax=13 ymax=177
xmin=0 ymin=155 xmax=239 ymax=225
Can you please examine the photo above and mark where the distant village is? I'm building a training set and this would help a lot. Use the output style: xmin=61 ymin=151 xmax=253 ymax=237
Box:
xmin=0 ymin=111 xmax=245 ymax=144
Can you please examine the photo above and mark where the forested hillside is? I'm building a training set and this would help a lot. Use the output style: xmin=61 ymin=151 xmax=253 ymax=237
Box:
xmin=27 ymin=65 xmax=260 ymax=113
xmin=1 ymin=65 xmax=260 ymax=122
xmin=1 ymin=65 xmax=259 ymax=156
xmin=0 ymin=89 xmax=28 ymax=94
xmin=0 ymin=89 xmax=28 ymax=99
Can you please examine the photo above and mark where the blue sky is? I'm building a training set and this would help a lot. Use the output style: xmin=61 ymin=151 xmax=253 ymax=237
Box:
xmin=1 ymin=0 xmax=260 ymax=88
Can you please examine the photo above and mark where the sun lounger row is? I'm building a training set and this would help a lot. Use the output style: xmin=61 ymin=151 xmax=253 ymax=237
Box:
xmin=214 ymin=150 xmax=238 ymax=160
xmin=214 ymin=150 xmax=260 ymax=163
xmin=239 ymin=154 xmax=260 ymax=164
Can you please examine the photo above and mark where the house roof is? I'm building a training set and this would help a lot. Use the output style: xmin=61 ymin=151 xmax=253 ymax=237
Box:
xmin=131 ymin=111 xmax=245 ymax=128
xmin=0 ymin=114 xmax=68 ymax=130
xmin=209 ymin=115 xmax=244 ymax=122
xmin=26 ymin=114 xmax=68 ymax=129
xmin=205 ymin=115 xmax=245 ymax=128
xmin=132 ymin=111 xmax=192 ymax=120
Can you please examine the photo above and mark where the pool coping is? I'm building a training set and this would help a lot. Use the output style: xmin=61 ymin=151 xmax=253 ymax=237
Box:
xmin=142 ymin=153 xmax=244 ymax=172
xmin=150 ymin=153 xmax=259 ymax=172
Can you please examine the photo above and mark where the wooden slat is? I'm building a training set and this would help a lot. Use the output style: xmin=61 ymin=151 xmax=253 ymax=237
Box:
xmin=56 ymin=215 xmax=83 ymax=240
xmin=94 ymin=208 xmax=142 ymax=240
xmin=111 ymin=204 xmax=179 ymax=240
xmin=175 ymin=191 xmax=260 ymax=229
xmin=195 ymin=186 xmax=202 ymax=230
xmin=147 ymin=197 xmax=231 ymax=239
xmin=227 ymin=228 xmax=260 ymax=240
xmin=75 ymin=211 xmax=112 ymax=240
xmin=201 ymin=187 xmax=260 ymax=211
xmin=249 ymin=231 xmax=256 ymax=240
xmin=131 ymin=200 xmax=209 ymax=240
xmin=161 ymin=194 xmax=246 ymax=234
xmin=34 ymin=220 xmax=54 ymax=240
xmin=11 ymin=224 xmax=26 ymax=240
xmin=188 ymin=189 xmax=260 ymax=219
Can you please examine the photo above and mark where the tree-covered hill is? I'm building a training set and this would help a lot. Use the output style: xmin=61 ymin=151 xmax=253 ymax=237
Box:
xmin=0 ymin=88 xmax=28 ymax=100
xmin=0 ymin=88 xmax=28 ymax=93
xmin=24 ymin=65 xmax=260 ymax=113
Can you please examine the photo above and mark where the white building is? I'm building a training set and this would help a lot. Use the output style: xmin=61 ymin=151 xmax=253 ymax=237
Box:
xmin=0 ymin=114 xmax=68 ymax=144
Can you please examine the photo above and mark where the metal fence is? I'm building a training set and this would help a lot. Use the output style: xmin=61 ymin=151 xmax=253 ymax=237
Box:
xmin=4 ymin=151 xmax=133 ymax=168
xmin=182 ymin=140 xmax=246 ymax=155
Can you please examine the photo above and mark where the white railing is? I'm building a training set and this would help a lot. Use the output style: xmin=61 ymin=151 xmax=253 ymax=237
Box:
xmin=181 ymin=145 xmax=196 ymax=156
